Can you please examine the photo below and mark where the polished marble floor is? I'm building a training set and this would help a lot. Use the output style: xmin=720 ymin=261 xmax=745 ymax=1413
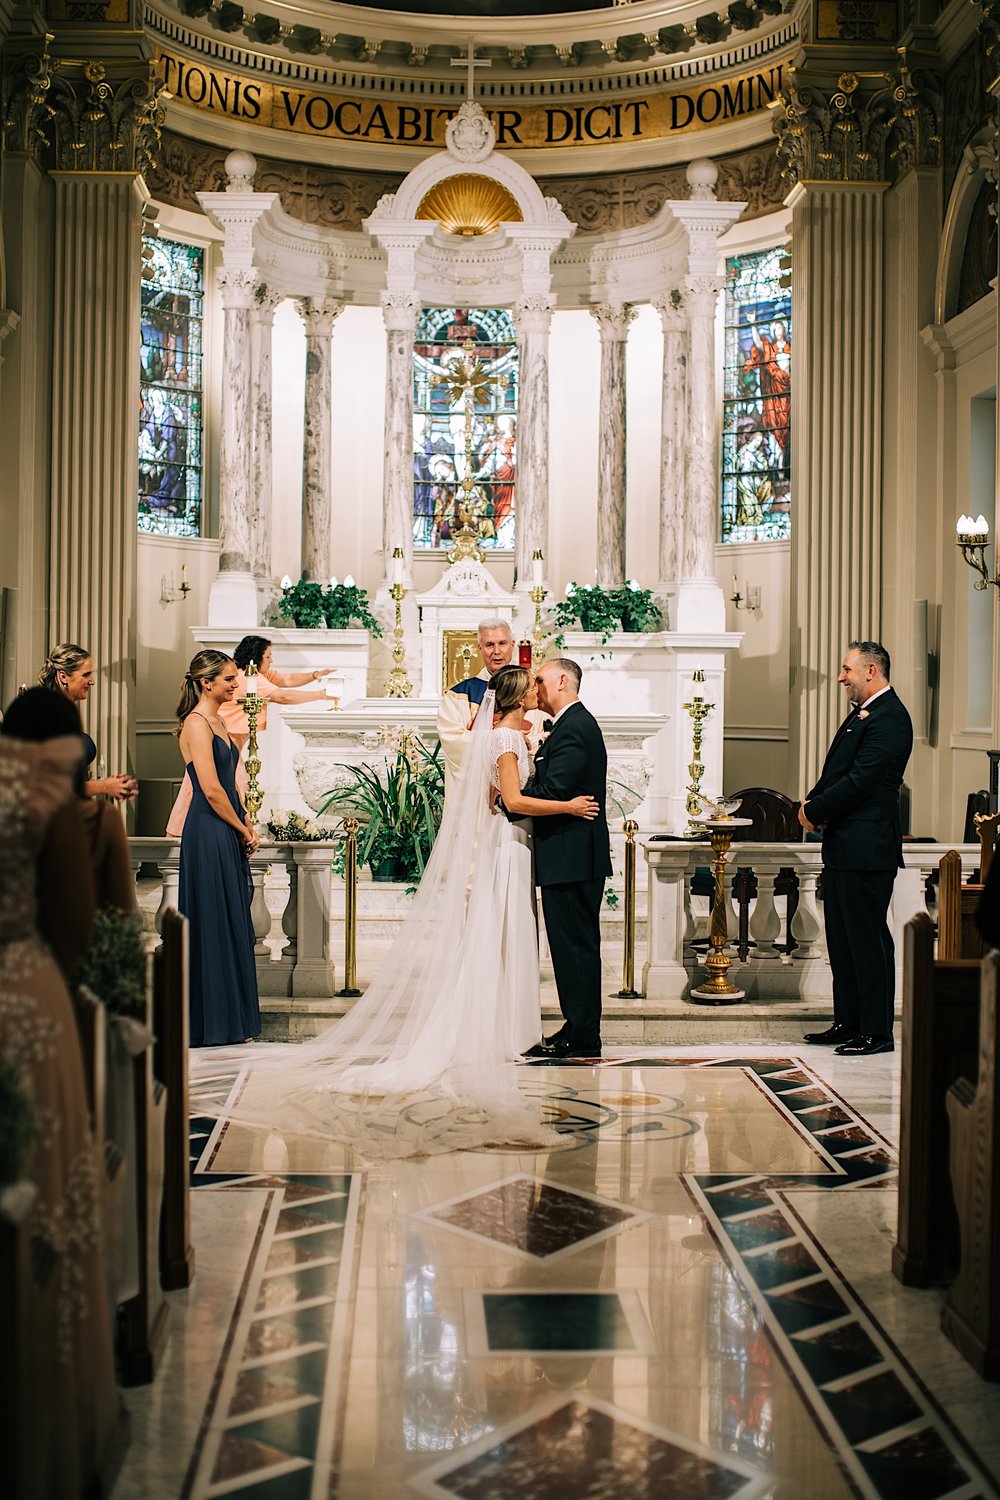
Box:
xmin=111 ymin=1046 xmax=1000 ymax=1500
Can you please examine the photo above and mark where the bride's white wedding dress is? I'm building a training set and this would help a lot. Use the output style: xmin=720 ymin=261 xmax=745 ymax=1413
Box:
xmin=192 ymin=692 xmax=556 ymax=1160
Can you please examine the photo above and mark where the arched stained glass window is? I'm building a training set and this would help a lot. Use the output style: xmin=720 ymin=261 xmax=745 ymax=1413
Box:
xmin=138 ymin=236 xmax=205 ymax=537
xmin=413 ymin=307 xmax=518 ymax=551
xmin=721 ymin=246 xmax=791 ymax=544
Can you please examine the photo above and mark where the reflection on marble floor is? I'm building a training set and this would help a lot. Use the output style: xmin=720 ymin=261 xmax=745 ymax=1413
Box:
xmin=111 ymin=1048 xmax=1000 ymax=1500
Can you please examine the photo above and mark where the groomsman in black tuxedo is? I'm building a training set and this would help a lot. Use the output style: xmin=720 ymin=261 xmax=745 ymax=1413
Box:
xmin=524 ymin=658 xmax=612 ymax=1060
xmin=799 ymin=640 xmax=913 ymax=1056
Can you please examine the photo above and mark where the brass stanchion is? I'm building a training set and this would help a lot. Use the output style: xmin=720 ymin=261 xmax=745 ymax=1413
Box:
xmin=240 ymin=660 xmax=264 ymax=828
xmin=616 ymin=818 xmax=642 ymax=999
xmin=337 ymin=816 xmax=362 ymax=998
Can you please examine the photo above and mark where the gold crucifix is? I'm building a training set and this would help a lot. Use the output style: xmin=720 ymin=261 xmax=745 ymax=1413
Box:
xmin=433 ymin=337 xmax=509 ymax=563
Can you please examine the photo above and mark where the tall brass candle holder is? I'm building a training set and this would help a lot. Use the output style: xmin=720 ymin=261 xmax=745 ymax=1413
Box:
xmin=528 ymin=549 xmax=547 ymax=652
xmin=240 ymin=659 xmax=265 ymax=828
xmin=385 ymin=546 xmax=413 ymax=699
xmin=689 ymin=815 xmax=753 ymax=1004
xmin=683 ymin=669 xmax=714 ymax=836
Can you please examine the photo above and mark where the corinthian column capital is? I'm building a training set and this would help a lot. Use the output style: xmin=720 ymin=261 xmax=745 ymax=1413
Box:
xmin=774 ymin=69 xmax=897 ymax=187
xmin=1 ymin=47 xmax=54 ymax=162
xmin=590 ymin=302 xmax=637 ymax=342
xmin=652 ymin=290 xmax=687 ymax=334
xmin=48 ymin=59 xmax=165 ymax=175
xmin=513 ymin=294 xmax=554 ymax=338
xmin=683 ymin=275 xmax=724 ymax=320
xmin=380 ymin=290 xmax=421 ymax=334
xmin=297 ymin=298 xmax=343 ymax=339
xmin=218 ymin=267 xmax=258 ymax=310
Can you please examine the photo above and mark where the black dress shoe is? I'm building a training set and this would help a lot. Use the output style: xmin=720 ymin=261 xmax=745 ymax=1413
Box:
xmin=803 ymin=1023 xmax=859 ymax=1045
xmin=834 ymin=1034 xmax=894 ymax=1056
xmin=521 ymin=1042 xmax=552 ymax=1059
xmin=544 ymin=1027 xmax=570 ymax=1047
xmin=544 ymin=1039 xmax=602 ymax=1060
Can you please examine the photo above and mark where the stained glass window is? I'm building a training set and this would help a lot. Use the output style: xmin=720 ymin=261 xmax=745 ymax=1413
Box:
xmin=721 ymin=246 xmax=791 ymax=544
xmin=413 ymin=307 xmax=518 ymax=550
xmin=138 ymin=236 xmax=205 ymax=537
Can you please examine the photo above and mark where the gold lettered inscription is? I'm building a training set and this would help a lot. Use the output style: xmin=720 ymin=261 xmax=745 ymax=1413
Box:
xmin=157 ymin=51 xmax=784 ymax=149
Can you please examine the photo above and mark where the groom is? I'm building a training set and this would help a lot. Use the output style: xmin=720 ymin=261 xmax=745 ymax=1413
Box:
xmin=526 ymin=657 xmax=612 ymax=1060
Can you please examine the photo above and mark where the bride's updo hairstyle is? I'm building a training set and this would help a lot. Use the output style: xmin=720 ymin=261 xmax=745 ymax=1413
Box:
xmin=175 ymin=649 xmax=235 ymax=731
xmin=492 ymin=665 xmax=531 ymax=717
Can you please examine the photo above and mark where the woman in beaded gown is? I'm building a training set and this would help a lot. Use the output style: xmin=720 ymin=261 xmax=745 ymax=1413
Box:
xmin=193 ymin=665 xmax=598 ymax=1158
xmin=0 ymin=692 xmax=120 ymax=1498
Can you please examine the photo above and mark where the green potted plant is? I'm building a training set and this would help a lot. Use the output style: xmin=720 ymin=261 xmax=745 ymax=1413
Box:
xmin=74 ymin=908 xmax=147 ymax=1021
xmin=272 ymin=576 xmax=382 ymax=636
xmin=320 ymin=730 xmax=445 ymax=882
xmin=551 ymin=580 xmax=663 ymax=646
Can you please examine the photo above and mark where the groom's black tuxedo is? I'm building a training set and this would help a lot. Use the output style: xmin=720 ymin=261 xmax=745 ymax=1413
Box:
xmin=804 ymin=686 xmax=913 ymax=1038
xmin=529 ymin=701 xmax=612 ymax=1051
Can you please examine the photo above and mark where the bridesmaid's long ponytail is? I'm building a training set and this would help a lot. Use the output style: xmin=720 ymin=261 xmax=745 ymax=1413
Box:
xmin=176 ymin=649 xmax=234 ymax=732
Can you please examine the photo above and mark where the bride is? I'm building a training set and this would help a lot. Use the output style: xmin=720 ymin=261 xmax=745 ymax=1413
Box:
xmin=195 ymin=663 xmax=598 ymax=1158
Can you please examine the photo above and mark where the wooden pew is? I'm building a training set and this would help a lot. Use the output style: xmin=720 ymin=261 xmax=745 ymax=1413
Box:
xmin=74 ymin=984 xmax=127 ymax=1311
xmin=936 ymin=849 xmax=985 ymax=961
xmin=944 ymin=948 xmax=1000 ymax=1379
xmin=0 ymin=1183 xmax=38 ymax=1499
xmin=155 ymin=908 xmax=194 ymax=1290
xmin=892 ymin=913 xmax=980 ymax=1286
xmin=116 ymin=974 xmax=170 ymax=1386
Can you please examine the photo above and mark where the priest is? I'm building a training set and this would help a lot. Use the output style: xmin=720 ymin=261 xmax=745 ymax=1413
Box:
xmin=437 ymin=617 xmax=527 ymax=789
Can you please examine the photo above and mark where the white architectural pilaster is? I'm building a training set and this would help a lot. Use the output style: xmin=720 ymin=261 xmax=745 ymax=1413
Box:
xmin=298 ymin=298 xmax=342 ymax=581
xmin=786 ymin=180 xmax=886 ymax=785
xmin=380 ymin=291 xmax=420 ymax=585
xmin=513 ymin=295 xmax=554 ymax=587
xmin=653 ymin=292 xmax=689 ymax=621
xmin=668 ymin=161 xmax=745 ymax=634
xmin=591 ymin=302 xmax=635 ymax=587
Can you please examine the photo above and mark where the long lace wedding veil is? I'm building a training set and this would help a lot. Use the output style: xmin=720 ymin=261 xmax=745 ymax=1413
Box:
xmin=191 ymin=688 xmax=558 ymax=1159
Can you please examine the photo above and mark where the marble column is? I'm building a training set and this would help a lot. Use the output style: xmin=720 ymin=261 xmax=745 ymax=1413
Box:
xmin=676 ymin=273 xmax=725 ymax=631
xmin=380 ymin=292 xmax=420 ymax=583
xmin=591 ymin=302 xmax=635 ymax=587
xmin=250 ymin=287 xmax=280 ymax=592
xmin=654 ymin=292 xmax=689 ymax=614
xmin=215 ymin=267 xmax=257 ymax=624
xmin=513 ymin=296 xmax=554 ymax=586
xmin=298 ymin=298 xmax=342 ymax=581
xmin=49 ymin=158 xmax=153 ymax=791
xmin=785 ymin=181 xmax=886 ymax=785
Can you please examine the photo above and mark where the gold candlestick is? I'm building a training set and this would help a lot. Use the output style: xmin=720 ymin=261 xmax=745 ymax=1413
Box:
xmin=385 ymin=547 xmax=413 ymax=699
xmin=683 ymin=669 xmax=714 ymax=836
xmin=240 ymin=659 xmax=265 ymax=828
xmin=528 ymin=551 xmax=547 ymax=651
xmin=690 ymin=817 xmax=753 ymax=1003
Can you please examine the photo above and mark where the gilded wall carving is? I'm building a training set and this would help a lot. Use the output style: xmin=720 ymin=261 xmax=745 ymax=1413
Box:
xmin=943 ymin=39 xmax=993 ymax=202
xmin=774 ymin=62 xmax=941 ymax=185
xmin=147 ymin=128 xmax=787 ymax=231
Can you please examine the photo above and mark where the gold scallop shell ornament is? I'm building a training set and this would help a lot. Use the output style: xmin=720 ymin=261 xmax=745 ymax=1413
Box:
xmin=416 ymin=174 xmax=523 ymax=237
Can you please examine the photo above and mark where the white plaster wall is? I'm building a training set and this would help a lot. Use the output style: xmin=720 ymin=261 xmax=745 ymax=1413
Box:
xmin=625 ymin=303 xmax=663 ymax=587
xmin=548 ymin=307 xmax=600 ymax=588
xmin=715 ymin=539 xmax=791 ymax=794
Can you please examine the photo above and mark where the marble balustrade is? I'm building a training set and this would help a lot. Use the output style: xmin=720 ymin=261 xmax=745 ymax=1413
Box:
xmin=643 ymin=840 xmax=981 ymax=1009
xmin=129 ymin=838 xmax=976 ymax=1013
xmin=130 ymin=838 xmax=331 ymax=999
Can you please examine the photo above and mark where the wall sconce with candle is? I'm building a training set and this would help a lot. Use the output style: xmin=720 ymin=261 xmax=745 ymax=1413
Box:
xmin=160 ymin=565 xmax=191 ymax=606
xmin=730 ymin=574 xmax=761 ymax=612
xmin=956 ymin=514 xmax=999 ymax=590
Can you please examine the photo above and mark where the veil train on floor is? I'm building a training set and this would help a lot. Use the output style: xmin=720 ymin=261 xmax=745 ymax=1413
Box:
xmin=191 ymin=689 xmax=559 ymax=1161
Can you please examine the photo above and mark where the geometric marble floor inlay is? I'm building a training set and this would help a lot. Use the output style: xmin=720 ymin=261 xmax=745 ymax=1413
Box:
xmin=111 ymin=1051 xmax=1000 ymax=1500
xmin=409 ymin=1394 xmax=771 ymax=1499
xmin=412 ymin=1173 xmax=647 ymax=1260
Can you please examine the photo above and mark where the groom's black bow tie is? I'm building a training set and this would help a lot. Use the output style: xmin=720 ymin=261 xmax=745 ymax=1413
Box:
xmin=542 ymin=719 xmax=553 ymax=733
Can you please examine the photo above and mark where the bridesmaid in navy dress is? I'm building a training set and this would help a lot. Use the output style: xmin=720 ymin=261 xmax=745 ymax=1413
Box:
xmin=176 ymin=650 xmax=261 ymax=1046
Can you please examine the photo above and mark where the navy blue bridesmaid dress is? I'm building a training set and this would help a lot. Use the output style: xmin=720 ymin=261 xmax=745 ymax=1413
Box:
xmin=178 ymin=732 xmax=260 ymax=1046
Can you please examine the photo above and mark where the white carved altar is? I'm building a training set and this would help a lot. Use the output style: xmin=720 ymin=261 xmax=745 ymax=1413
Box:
xmin=414 ymin=556 xmax=518 ymax=698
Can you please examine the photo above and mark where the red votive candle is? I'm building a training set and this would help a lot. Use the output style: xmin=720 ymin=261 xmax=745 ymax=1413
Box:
xmin=518 ymin=641 xmax=532 ymax=668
